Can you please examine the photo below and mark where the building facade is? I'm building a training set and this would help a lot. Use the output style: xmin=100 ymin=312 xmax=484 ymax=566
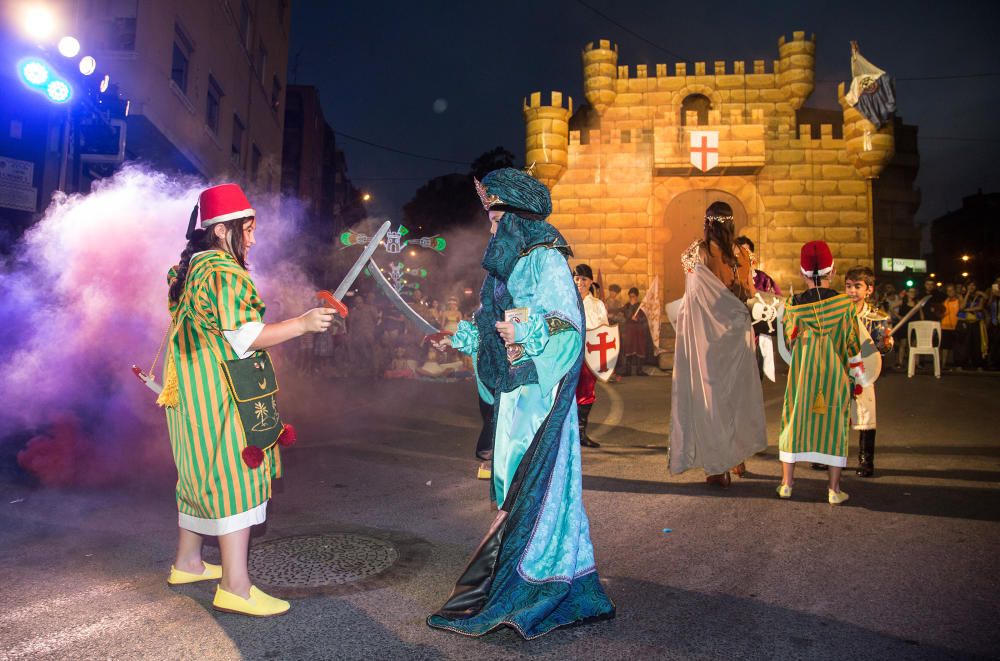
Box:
xmin=76 ymin=0 xmax=291 ymax=192
xmin=522 ymin=32 xmax=919 ymax=301
xmin=930 ymin=190 xmax=1000 ymax=284
xmin=281 ymin=84 xmax=364 ymax=242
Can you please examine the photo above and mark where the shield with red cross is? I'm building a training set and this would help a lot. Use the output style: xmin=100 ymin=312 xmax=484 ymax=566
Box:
xmin=585 ymin=324 xmax=620 ymax=382
xmin=689 ymin=130 xmax=719 ymax=172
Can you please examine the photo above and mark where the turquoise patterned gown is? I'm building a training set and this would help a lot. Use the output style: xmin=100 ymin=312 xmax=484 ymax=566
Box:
xmin=427 ymin=245 xmax=615 ymax=639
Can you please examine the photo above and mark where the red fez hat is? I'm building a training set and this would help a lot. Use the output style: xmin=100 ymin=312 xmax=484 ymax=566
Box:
xmin=800 ymin=240 xmax=834 ymax=278
xmin=199 ymin=184 xmax=255 ymax=228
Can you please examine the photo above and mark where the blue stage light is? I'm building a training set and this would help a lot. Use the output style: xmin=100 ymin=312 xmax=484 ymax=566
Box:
xmin=17 ymin=58 xmax=73 ymax=104
xmin=46 ymin=80 xmax=72 ymax=103
xmin=20 ymin=59 xmax=50 ymax=86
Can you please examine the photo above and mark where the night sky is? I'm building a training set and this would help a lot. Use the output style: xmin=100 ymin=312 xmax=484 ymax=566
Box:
xmin=290 ymin=0 xmax=1000 ymax=236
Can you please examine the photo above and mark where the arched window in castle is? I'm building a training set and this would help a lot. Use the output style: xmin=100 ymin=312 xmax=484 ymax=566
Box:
xmin=680 ymin=94 xmax=711 ymax=126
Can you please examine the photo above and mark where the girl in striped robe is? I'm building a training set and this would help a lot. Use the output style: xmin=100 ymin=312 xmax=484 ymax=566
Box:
xmin=160 ymin=184 xmax=334 ymax=616
xmin=777 ymin=241 xmax=860 ymax=505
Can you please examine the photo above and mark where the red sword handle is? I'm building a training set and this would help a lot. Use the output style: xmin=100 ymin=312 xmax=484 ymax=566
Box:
xmin=424 ymin=331 xmax=453 ymax=345
xmin=316 ymin=290 xmax=349 ymax=317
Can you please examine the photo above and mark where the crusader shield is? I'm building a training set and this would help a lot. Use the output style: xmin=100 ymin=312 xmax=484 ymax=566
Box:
xmin=848 ymin=318 xmax=883 ymax=388
xmin=585 ymin=324 xmax=620 ymax=382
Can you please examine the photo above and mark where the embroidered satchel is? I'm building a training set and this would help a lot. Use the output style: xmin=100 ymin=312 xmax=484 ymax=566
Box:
xmin=219 ymin=351 xmax=284 ymax=454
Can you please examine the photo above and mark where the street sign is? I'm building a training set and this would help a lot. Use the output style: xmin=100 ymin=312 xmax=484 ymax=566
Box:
xmin=0 ymin=157 xmax=34 ymax=186
xmin=881 ymin=257 xmax=927 ymax=273
xmin=0 ymin=182 xmax=38 ymax=213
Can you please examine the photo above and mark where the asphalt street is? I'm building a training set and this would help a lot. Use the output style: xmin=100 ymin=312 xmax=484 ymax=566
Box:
xmin=1 ymin=367 xmax=998 ymax=660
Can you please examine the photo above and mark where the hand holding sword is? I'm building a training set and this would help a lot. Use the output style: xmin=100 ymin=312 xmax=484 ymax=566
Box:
xmin=133 ymin=221 xmax=392 ymax=395
xmin=429 ymin=333 xmax=453 ymax=352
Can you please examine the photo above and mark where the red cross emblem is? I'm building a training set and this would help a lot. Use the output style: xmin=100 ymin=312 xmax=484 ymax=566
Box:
xmin=689 ymin=130 xmax=719 ymax=171
xmin=586 ymin=332 xmax=617 ymax=372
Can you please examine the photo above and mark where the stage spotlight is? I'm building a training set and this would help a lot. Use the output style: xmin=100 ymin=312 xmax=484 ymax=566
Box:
xmin=99 ymin=74 xmax=110 ymax=93
xmin=58 ymin=36 xmax=81 ymax=57
xmin=46 ymin=80 xmax=72 ymax=103
xmin=79 ymin=56 xmax=97 ymax=76
xmin=23 ymin=6 xmax=56 ymax=41
xmin=20 ymin=59 xmax=50 ymax=86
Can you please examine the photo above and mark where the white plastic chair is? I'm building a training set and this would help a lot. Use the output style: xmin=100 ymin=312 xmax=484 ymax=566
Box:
xmin=908 ymin=321 xmax=941 ymax=378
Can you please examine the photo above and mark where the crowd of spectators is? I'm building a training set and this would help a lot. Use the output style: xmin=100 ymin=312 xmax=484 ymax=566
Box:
xmin=874 ymin=276 xmax=1000 ymax=372
xmin=293 ymin=291 xmax=475 ymax=380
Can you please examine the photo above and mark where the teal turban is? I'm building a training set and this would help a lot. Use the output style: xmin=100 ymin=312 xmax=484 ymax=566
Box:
xmin=478 ymin=168 xmax=568 ymax=281
xmin=479 ymin=168 xmax=552 ymax=219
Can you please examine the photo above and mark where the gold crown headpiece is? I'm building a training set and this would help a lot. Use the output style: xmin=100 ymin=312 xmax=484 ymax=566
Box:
xmin=474 ymin=177 xmax=503 ymax=210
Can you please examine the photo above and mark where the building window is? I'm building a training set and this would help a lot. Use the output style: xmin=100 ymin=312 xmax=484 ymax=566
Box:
xmin=680 ymin=94 xmax=711 ymax=126
xmin=206 ymin=76 xmax=223 ymax=133
xmin=231 ymin=114 xmax=245 ymax=166
xmin=171 ymin=24 xmax=193 ymax=93
xmin=83 ymin=0 xmax=137 ymax=51
xmin=256 ymin=41 xmax=268 ymax=84
xmin=271 ymin=75 xmax=282 ymax=112
xmin=239 ymin=0 xmax=252 ymax=50
xmin=251 ymin=144 xmax=262 ymax=181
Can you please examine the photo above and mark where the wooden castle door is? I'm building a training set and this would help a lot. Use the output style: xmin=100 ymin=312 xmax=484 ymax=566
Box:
xmin=661 ymin=189 xmax=747 ymax=303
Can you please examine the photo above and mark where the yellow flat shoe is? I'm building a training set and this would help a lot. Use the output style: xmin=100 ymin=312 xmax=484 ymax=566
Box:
xmin=167 ymin=562 xmax=223 ymax=585
xmin=828 ymin=489 xmax=850 ymax=505
xmin=213 ymin=585 xmax=290 ymax=617
xmin=776 ymin=484 xmax=793 ymax=499
xmin=476 ymin=463 xmax=492 ymax=480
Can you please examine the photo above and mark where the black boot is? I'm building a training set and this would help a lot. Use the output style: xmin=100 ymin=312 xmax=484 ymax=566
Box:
xmin=856 ymin=429 xmax=875 ymax=477
xmin=635 ymin=356 xmax=648 ymax=376
xmin=578 ymin=403 xmax=600 ymax=448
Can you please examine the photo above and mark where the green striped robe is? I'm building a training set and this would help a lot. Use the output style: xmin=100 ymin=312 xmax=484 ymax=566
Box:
xmin=164 ymin=251 xmax=280 ymax=520
xmin=778 ymin=292 xmax=860 ymax=466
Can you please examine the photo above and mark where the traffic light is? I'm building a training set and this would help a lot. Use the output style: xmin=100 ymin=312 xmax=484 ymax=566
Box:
xmin=905 ymin=278 xmax=915 ymax=288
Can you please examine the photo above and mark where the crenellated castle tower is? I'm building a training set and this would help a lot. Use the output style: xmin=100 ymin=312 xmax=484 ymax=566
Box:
xmin=521 ymin=31 xmax=896 ymax=303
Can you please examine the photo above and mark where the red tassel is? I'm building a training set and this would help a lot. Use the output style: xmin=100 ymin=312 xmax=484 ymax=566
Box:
xmin=241 ymin=445 xmax=264 ymax=468
xmin=278 ymin=423 xmax=297 ymax=447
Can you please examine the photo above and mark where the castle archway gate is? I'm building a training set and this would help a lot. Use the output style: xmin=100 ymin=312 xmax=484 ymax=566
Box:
xmin=661 ymin=189 xmax=747 ymax=303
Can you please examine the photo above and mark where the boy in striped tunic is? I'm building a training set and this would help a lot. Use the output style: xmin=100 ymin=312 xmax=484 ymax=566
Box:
xmin=777 ymin=241 xmax=860 ymax=504
xmin=160 ymin=184 xmax=335 ymax=616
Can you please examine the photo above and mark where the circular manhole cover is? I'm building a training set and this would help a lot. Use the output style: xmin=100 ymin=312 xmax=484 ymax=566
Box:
xmin=249 ymin=533 xmax=399 ymax=590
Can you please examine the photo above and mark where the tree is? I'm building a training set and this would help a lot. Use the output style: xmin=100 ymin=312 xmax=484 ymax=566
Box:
xmin=402 ymin=147 xmax=517 ymax=233
xmin=470 ymin=146 xmax=516 ymax=180
xmin=402 ymin=173 xmax=481 ymax=233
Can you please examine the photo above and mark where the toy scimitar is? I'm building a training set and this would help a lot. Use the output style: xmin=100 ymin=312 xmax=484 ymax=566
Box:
xmin=132 ymin=365 xmax=163 ymax=394
xmin=316 ymin=220 xmax=391 ymax=316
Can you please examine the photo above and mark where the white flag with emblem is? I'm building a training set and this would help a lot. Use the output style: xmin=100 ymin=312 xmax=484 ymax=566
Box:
xmin=689 ymin=130 xmax=719 ymax=172
xmin=637 ymin=276 xmax=661 ymax=352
